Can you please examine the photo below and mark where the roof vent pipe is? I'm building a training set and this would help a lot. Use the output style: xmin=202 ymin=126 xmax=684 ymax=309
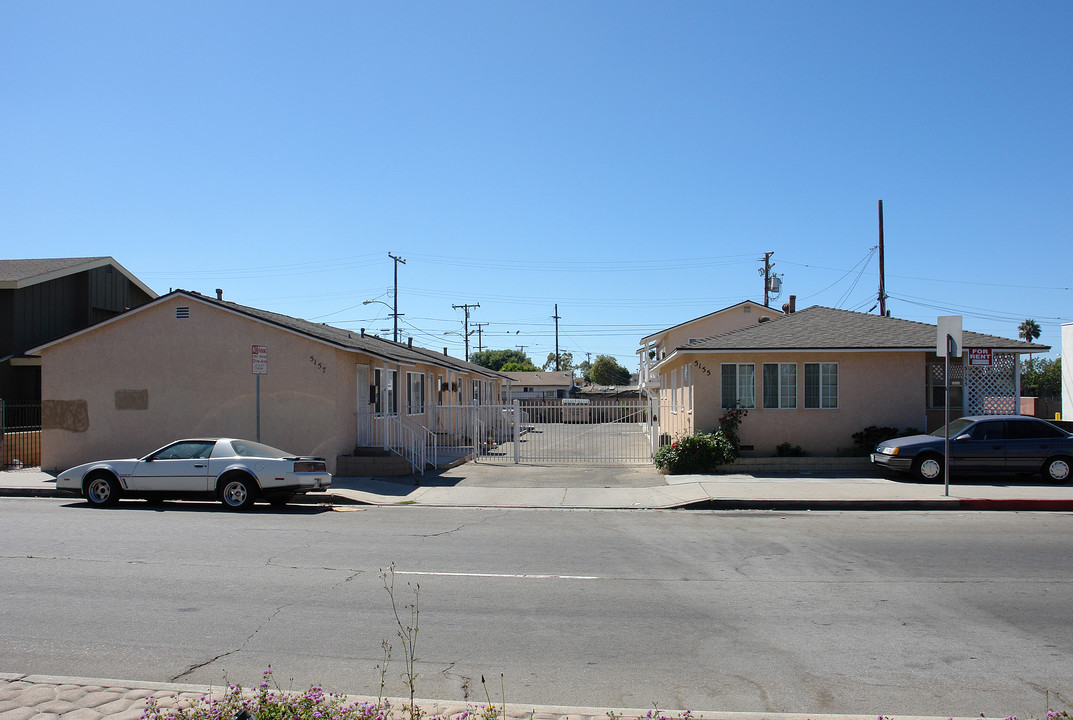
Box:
xmin=408 ymin=338 xmax=413 ymax=349
xmin=444 ymin=347 xmax=448 ymax=356
xmin=216 ymin=288 xmax=223 ymax=301
xmin=360 ymin=328 xmax=365 ymax=337
xmin=789 ymin=295 xmax=796 ymax=313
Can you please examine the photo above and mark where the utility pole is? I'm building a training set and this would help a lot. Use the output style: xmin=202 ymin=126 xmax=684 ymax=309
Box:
xmin=452 ymin=302 xmax=480 ymax=361
xmin=474 ymin=322 xmax=489 ymax=353
xmin=387 ymin=252 xmax=406 ymax=342
xmin=760 ymin=251 xmax=774 ymax=307
xmin=552 ymin=304 xmax=561 ymax=371
xmin=516 ymin=345 xmax=528 ymax=354
xmin=877 ymin=200 xmax=887 ymax=316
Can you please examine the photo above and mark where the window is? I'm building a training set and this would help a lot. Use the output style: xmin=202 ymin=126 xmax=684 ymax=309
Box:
xmin=387 ymin=370 xmax=398 ymax=414
xmin=721 ymin=364 xmax=755 ymax=409
xmin=685 ymin=363 xmax=692 ymax=412
xmin=406 ymin=372 xmax=425 ymax=414
xmin=1006 ymin=419 xmax=1065 ymax=439
xmin=437 ymin=374 xmax=445 ymax=405
xmin=804 ymin=363 xmax=837 ymax=409
xmin=670 ymin=369 xmax=678 ymax=412
xmin=373 ymin=368 xmax=382 ymax=414
xmin=763 ymin=363 xmax=797 ymax=409
xmin=927 ymin=362 xmax=963 ymax=410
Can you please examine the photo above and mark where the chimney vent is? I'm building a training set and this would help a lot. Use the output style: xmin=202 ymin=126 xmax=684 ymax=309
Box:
xmin=443 ymin=347 xmax=449 ymax=356
xmin=408 ymin=338 xmax=413 ymax=348
xmin=789 ymin=295 xmax=796 ymax=313
xmin=360 ymin=328 xmax=365 ymax=337
xmin=216 ymin=288 xmax=223 ymax=301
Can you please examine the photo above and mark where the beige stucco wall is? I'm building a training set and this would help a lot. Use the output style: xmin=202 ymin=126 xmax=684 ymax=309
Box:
xmin=661 ymin=350 xmax=926 ymax=455
xmin=39 ymin=296 xmax=359 ymax=473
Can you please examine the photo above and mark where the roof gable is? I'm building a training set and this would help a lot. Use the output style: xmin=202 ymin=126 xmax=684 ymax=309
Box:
xmin=641 ymin=300 xmax=782 ymax=343
xmin=30 ymin=290 xmax=506 ymax=378
xmin=0 ymin=256 xmax=156 ymax=297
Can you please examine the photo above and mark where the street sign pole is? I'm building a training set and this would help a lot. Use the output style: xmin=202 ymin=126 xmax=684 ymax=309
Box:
xmin=937 ymin=317 xmax=962 ymax=497
xmin=252 ymin=345 xmax=269 ymax=442
xmin=944 ymin=335 xmax=951 ymax=497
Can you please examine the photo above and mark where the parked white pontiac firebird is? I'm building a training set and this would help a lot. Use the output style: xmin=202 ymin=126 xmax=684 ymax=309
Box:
xmin=56 ymin=438 xmax=331 ymax=510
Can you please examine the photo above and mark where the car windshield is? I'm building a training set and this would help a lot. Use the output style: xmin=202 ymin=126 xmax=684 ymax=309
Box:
xmin=229 ymin=440 xmax=294 ymax=459
xmin=930 ymin=418 xmax=976 ymax=437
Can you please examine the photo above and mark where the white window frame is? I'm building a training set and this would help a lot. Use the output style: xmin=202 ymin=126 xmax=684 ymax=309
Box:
xmin=763 ymin=363 xmax=797 ymax=409
xmin=721 ymin=363 xmax=756 ymax=409
xmin=804 ymin=362 xmax=838 ymax=409
xmin=406 ymin=372 xmax=425 ymax=415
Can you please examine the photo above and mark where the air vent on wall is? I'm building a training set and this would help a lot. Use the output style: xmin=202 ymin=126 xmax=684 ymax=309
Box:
xmin=176 ymin=307 xmax=190 ymax=319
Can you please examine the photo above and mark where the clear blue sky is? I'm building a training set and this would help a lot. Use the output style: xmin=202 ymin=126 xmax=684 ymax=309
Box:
xmin=3 ymin=2 xmax=1070 ymax=368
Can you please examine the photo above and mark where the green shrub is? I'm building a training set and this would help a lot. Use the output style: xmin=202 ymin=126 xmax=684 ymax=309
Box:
xmin=775 ymin=442 xmax=808 ymax=457
xmin=654 ymin=432 xmax=736 ymax=474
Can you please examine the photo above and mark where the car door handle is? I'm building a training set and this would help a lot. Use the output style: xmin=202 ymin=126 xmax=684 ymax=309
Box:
xmin=194 ymin=463 xmax=206 ymax=468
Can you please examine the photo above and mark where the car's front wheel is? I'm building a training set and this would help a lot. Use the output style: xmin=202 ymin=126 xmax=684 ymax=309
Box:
xmin=219 ymin=475 xmax=258 ymax=511
xmin=85 ymin=473 xmax=121 ymax=507
xmin=1042 ymin=456 xmax=1071 ymax=484
xmin=911 ymin=453 xmax=944 ymax=483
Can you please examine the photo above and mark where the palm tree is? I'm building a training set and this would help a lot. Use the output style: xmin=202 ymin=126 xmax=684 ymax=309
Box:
xmin=1019 ymin=319 xmax=1041 ymax=360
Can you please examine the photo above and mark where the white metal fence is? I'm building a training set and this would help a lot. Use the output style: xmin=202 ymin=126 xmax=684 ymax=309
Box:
xmin=357 ymin=398 xmax=677 ymax=470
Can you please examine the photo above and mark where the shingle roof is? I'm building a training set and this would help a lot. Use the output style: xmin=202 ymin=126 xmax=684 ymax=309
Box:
xmin=677 ymin=306 xmax=1050 ymax=353
xmin=187 ymin=291 xmax=506 ymax=378
xmin=0 ymin=257 xmax=156 ymax=297
xmin=503 ymin=371 xmax=574 ymax=386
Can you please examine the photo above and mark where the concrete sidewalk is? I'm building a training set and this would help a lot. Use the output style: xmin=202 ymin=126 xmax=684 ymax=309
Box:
xmin=3 ymin=464 xmax=1073 ymax=511
xmin=0 ymin=672 xmax=996 ymax=720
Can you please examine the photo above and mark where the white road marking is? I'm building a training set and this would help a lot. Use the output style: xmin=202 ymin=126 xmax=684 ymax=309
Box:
xmin=396 ymin=570 xmax=599 ymax=580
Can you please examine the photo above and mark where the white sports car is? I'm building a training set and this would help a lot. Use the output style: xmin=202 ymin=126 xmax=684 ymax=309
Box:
xmin=56 ymin=438 xmax=332 ymax=510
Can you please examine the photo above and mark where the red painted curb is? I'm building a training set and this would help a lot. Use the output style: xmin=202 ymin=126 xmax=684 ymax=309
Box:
xmin=960 ymin=498 xmax=1073 ymax=511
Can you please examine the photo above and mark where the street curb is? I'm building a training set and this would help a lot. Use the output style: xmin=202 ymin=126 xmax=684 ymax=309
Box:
xmin=0 ymin=672 xmax=1001 ymax=720
xmin=3 ymin=487 xmax=1072 ymax=512
xmin=679 ymin=499 xmax=962 ymax=511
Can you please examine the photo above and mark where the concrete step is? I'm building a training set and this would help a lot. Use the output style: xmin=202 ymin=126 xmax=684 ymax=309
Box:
xmin=336 ymin=453 xmax=415 ymax=477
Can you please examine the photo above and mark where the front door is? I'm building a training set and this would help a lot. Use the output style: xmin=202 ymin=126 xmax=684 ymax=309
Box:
xmin=356 ymin=364 xmax=371 ymax=445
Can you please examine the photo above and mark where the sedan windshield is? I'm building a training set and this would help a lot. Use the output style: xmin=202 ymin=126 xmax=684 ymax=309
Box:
xmin=229 ymin=440 xmax=294 ymax=459
xmin=930 ymin=418 xmax=976 ymax=437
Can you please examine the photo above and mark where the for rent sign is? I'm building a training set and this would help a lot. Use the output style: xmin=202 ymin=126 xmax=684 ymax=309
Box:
xmin=967 ymin=348 xmax=993 ymax=367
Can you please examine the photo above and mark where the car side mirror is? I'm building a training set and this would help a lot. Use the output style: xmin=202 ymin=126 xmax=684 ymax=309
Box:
xmin=955 ymin=433 xmax=972 ymax=442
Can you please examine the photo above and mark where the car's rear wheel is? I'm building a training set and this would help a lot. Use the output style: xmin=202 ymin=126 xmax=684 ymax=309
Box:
xmin=85 ymin=473 xmax=121 ymax=507
xmin=220 ymin=475 xmax=258 ymax=511
xmin=911 ymin=453 xmax=944 ymax=483
xmin=1042 ymin=457 xmax=1071 ymax=484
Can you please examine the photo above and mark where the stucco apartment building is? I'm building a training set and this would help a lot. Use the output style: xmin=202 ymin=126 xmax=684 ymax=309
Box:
xmin=642 ymin=302 xmax=1048 ymax=456
xmin=30 ymin=290 xmax=506 ymax=473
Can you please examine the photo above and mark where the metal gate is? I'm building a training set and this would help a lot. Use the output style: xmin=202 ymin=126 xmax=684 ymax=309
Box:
xmin=476 ymin=398 xmax=655 ymax=464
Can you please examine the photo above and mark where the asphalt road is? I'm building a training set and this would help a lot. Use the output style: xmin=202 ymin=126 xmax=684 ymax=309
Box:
xmin=1 ymin=497 xmax=1071 ymax=718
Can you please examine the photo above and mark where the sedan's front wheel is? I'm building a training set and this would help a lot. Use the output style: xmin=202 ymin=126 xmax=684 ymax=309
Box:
xmin=85 ymin=473 xmax=121 ymax=507
xmin=220 ymin=476 xmax=258 ymax=511
xmin=911 ymin=453 xmax=944 ymax=483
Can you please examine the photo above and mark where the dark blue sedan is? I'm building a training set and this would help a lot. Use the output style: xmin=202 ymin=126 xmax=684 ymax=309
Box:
xmin=871 ymin=415 xmax=1072 ymax=484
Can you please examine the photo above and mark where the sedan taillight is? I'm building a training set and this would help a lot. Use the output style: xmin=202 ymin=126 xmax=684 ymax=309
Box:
xmin=294 ymin=461 xmax=327 ymax=473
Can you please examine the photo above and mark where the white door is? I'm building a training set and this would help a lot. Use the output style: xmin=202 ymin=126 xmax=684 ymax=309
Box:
xmin=356 ymin=364 xmax=371 ymax=445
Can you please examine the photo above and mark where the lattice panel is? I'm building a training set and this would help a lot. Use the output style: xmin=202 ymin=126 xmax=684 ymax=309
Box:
xmin=966 ymin=352 xmax=1017 ymax=415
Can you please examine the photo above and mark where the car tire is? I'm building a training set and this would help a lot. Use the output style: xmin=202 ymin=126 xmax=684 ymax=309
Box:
xmin=911 ymin=453 xmax=944 ymax=483
xmin=1041 ymin=457 xmax=1071 ymax=485
xmin=85 ymin=473 xmax=121 ymax=507
xmin=219 ymin=475 xmax=258 ymax=511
